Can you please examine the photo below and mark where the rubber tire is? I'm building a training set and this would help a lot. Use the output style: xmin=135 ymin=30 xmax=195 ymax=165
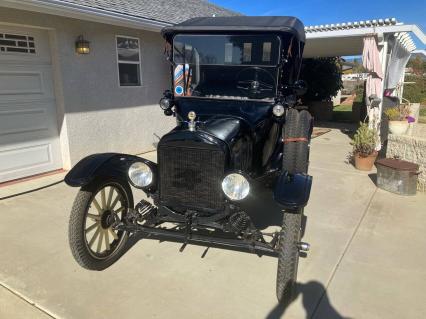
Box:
xmin=68 ymin=178 xmax=133 ymax=271
xmin=282 ymin=109 xmax=312 ymax=174
xmin=276 ymin=211 xmax=302 ymax=304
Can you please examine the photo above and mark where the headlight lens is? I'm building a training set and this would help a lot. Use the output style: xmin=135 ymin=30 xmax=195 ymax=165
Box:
xmin=221 ymin=173 xmax=250 ymax=200
xmin=128 ymin=162 xmax=153 ymax=188
xmin=159 ymin=97 xmax=172 ymax=110
xmin=273 ymin=103 xmax=285 ymax=117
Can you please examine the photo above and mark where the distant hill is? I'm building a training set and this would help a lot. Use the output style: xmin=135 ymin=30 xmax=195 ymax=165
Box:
xmin=411 ymin=51 xmax=426 ymax=61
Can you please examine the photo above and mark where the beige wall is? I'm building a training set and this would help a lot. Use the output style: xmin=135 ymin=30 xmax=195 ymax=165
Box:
xmin=0 ymin=7 xmax=175 ymax=168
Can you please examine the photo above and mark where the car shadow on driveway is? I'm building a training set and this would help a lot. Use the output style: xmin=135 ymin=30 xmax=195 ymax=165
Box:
xmin=266 ymin=281 xmax=351 ymax=319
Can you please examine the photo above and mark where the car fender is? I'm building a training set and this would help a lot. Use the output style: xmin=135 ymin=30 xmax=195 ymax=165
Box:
xmin=273 ymin=172 xmax=312 ymax=210
xmin=64 ymin=153 xmax=156 ymax=187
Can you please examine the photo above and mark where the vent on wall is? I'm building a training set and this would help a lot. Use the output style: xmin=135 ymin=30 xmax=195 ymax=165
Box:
xmin=0 ymin=33 xmax=36 ymax=54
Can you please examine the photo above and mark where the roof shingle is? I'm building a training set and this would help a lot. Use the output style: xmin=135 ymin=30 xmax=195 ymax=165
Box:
xmin=57 ymin=0 xmax=240 ymax=24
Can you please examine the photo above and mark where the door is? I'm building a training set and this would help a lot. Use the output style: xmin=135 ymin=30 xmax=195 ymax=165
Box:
xmin=0 ymin=25 xmax=62 ymax=182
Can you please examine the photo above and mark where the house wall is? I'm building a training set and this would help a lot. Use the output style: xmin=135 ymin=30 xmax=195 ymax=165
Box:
xmin=0 ymin=7 xmax=175 ymax=168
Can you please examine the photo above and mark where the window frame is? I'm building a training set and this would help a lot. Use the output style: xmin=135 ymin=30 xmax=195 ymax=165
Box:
xmin=115 ymin=35 xmax=142 ymax=87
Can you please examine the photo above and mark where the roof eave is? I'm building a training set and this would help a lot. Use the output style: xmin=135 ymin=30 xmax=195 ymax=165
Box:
xmin=0 ymin=0 xmax=171 ymax=32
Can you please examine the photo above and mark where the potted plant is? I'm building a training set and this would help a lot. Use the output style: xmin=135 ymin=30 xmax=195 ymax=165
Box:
xmin=384 ymin=104 xmax=410 ymax=135
xmin=351 ymin=122 xmax=378 ymax=171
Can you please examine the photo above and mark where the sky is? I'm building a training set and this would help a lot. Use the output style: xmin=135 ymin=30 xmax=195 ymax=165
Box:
xmin=211 ymin=0 xmax=426 ymax=49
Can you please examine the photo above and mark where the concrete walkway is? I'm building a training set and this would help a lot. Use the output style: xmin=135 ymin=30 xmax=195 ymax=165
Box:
xmin=1 ymin=128 xmax=425 ymax=319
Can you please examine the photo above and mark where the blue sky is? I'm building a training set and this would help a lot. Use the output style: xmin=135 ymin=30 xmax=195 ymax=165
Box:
xmin=211 ymin=0 xmax=426 ymax=49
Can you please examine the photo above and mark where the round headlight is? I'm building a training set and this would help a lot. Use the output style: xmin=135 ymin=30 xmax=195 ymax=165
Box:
xmin=128 ymin=162 xmax=153 ymax=188
xmin=273 ymin=103 xmax=285 ymax=117
xmin=159 ymin=97 xmax=172 ymax=110
xmin=221 ymin=173 xmax=250 ymax=201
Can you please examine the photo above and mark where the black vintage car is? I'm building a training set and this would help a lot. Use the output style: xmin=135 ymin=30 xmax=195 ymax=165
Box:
xmin=65 ymin=16 xmax=313 ymax=304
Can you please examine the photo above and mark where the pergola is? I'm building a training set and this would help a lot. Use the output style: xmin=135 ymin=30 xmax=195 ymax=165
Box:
xmin=302 ymin=18 xmax=426 ymax=149
xmin=303 ymin=18 xmax=425 ymax=94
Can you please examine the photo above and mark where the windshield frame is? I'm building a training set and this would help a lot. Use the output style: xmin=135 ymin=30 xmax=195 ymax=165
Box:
xmin=171 ymin=33 xmax=282 ymax=101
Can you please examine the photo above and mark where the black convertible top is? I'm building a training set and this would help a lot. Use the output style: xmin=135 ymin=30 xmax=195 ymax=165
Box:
xmin=161 ymin=16 xmax=305 ymax=42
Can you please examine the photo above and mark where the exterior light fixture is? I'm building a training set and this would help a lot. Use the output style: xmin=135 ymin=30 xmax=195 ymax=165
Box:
xmin=75 ymin=35 xmax=90 ymax=54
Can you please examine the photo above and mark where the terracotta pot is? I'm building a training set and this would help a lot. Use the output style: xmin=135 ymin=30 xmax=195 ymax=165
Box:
xmin=388 ymin=120 xmax=409 ymax=135
xmin=354 ymin=151 xmax=378 ymax=171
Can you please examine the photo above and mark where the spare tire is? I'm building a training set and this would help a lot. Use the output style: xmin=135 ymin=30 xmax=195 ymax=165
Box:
xmin=282 ymin=109 xmax=313 ymax=174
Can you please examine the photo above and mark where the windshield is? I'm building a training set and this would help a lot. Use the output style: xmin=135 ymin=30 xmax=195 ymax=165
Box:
xmin=172 ymin=34 xmax=281 ymax=101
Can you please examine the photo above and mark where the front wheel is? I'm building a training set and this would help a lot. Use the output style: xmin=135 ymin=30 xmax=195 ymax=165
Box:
xmin=276 ymin=211 xmax=302 ymax=304
xmin=68 ymin=178 xmax=133 ymax=270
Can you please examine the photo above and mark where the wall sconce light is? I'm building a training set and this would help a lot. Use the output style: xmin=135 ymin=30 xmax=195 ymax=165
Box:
xmin=75 ymin=35 xmax=90 ymax=54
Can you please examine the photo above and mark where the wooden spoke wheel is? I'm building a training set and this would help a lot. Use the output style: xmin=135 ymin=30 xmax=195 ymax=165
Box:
xmin=68 ymin=179 xmax=133 ymax=270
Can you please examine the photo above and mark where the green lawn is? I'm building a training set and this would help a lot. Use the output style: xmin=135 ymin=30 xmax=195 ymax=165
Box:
xmin=333 ymin=104 xmax=353 ymax=122
xmin=420 ymin=106 xmax=426 ymax=124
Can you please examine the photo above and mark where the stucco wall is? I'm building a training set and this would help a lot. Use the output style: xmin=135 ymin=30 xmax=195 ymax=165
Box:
xmin=0 ymin=7 xmax=175 ymax=167
xmin=386 ymin=124 xmax=426 ymax=192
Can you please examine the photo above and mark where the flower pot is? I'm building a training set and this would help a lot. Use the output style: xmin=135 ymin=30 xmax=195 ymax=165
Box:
xmin=388 ymin=120 xmax=409 ymax=135
xmin=354 ymin=151 xmax=378 ymax=171
xmin=409 ymin=103 xmax=420 ymax=123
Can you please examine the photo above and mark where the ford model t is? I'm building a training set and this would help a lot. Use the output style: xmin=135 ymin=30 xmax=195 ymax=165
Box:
xmin=65 ymin=16 xmax=313 ymax=304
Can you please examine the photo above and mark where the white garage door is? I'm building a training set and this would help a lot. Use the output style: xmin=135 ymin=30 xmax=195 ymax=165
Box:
xmin=0 ymin=25 xmax=62 ymax=183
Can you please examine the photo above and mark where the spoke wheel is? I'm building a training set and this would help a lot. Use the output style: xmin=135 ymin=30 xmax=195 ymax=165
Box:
xmin=84 ymin=185 xmax=126 ymax=259
xmin=69 ymin=178 xmax=133 ymax=270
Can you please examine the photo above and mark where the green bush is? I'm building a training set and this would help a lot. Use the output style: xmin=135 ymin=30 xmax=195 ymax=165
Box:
xmin=300 ymin=57 xmax=343 ymax=102
xmin=384 ymin=107 xmax=402 ymax=121
xmin=351 ymin=122 xmax=376 ymax=156
xmin=354 ymin=82 xmax=365 ymax=103
xmin=403 ymin=75 xmax=426 ymax=104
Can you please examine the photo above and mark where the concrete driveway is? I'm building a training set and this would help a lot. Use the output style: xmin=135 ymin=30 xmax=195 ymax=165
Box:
xmin=1 ymin=127 xmax=426 ymax=319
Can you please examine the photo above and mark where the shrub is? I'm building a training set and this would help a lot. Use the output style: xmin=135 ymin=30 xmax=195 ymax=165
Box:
xmin=300 ymin=57 xmax=343 ymax=102
xmin=403 ymin=75 xmax=426 ymax=104
xmin=384 ymin=107 xmax=402 ymax=121
xmin=384 ymin=105 xmax=410 ymax=121
xmin=351 ymin=122 xmax=376 ymax=156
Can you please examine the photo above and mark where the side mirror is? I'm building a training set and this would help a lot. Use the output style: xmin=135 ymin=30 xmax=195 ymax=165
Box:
xmin=293 ymin=80 xmax=307 ymax=96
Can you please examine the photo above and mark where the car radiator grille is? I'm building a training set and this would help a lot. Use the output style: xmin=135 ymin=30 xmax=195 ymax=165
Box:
xmin=159 ymin=146 xmax=225 ymax=211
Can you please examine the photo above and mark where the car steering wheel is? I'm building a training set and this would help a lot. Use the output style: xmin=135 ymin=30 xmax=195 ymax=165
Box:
xmin=236 ymin=67 xmax=275 ymax=99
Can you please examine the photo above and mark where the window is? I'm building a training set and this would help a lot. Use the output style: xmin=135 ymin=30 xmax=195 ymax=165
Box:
xmin=173 ymin=34 xmax=280 ymax=66
xmin=0 ymin=33 xmax=36 ymax=54
xmin=243 ymin=43 xmax=252 ymax=63
xmin=116 ymin=36 xmax=141 ymax=86
xmin=172 ymin=35 xmax=280 ymax=100
xmin=262 ymin=42 xmax=271 ymax=62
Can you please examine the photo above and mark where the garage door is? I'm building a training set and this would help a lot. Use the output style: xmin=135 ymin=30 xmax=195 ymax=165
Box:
xmin=0 ymin=25 xmax=62 ymax=183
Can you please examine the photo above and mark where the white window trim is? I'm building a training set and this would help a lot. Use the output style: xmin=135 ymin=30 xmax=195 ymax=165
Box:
xmin=115 ymin=35 xmax=142 ymax=87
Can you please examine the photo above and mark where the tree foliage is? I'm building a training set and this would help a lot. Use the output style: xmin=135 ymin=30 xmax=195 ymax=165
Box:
xmin=403 ymin=75 xmax=426 ymax=104
xmin=407 ymin=56 xmax=426 ymax=76
xmin=300 ymin=57 xmax=343 ymax=102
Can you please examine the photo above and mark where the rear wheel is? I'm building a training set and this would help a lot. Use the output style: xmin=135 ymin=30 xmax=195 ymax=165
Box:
xmin=276 ymin=211 xmax=302 ymax=304
xmin=68 ymin=178 xmax=133 ymax=270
